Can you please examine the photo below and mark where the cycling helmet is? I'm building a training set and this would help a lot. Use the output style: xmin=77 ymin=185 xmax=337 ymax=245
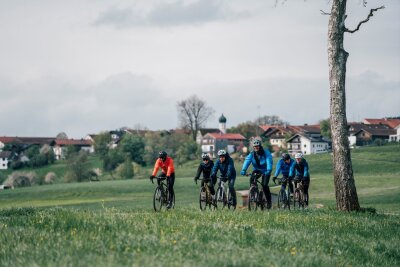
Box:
xmin=295 ymin=153 xmax=303 ymax=159
xmin=252 ymin=139 xmax=261 ymax=147
xmin=158 ymin=151 xmax=167 ymax=160
xmin=282 ymin=153 xmax=291 ymax=161
xmin=201 ymin=153 xmax=210 ymax=160
xmin=217 ymin=150 xmax=227 ymax=156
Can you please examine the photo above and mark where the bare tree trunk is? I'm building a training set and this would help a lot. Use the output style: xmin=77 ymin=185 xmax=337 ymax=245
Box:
xmin=328 ymin=0 xmax=360 ymax=211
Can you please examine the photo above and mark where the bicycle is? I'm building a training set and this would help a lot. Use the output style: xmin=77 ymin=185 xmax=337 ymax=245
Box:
xmin=293 ymin=177 xmax=306 ymax=210
xmin=245 ymin=173 xmax=267 ymax=211
xmin=215 ymin=176 xmax=234 ymax=209
xmin=196 ymin=178 xmax=217 ymax=211
xmin=275 ymin=176 xmax=291 ymax=210
xmin=151 ymin=176 xmax=175 ymax=212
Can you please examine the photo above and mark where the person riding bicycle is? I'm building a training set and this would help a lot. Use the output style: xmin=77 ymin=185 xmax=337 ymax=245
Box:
xmin=211 ymin=149 xmax=237 ymax=209
xmin=240 ymin=139 xmax=273 ymax=209
xmin=150 ymin=151 xmax=176 ymax=209
xmin=194 ymin=153 xmax=215 ymax=196
xmin=272 ymin=153 xmax=295 ymax=195
xmin=289 ymin=152 xmax=310 ymax=207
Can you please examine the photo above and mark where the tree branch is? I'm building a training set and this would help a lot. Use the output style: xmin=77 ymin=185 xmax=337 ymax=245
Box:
xmin=344 ymin=6 xmax=385 ymax=33
xmin=320 ymin=10 xmax=331 ymax=15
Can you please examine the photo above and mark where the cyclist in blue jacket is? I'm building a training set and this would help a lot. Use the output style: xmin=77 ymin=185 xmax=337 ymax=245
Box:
xmin=289 ymin=153 xmax=310 ymax=206
xmin=211 ymin=149 xmax=237 ymax=209
xmin=240 ymin=139 xmax=273 ymax=209
xmin=272 ymin=153 xmax=295 ymax=194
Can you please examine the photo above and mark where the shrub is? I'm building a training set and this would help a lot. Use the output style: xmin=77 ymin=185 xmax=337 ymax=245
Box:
xmin=4 ymin=171 xmax=37 ymax=187
xmin=44 ymin=172 xmax=57 ymax=184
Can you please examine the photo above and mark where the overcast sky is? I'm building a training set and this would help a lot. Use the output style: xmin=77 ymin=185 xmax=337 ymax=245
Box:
xmin=1 ymin=0 xmax=399 ymax=138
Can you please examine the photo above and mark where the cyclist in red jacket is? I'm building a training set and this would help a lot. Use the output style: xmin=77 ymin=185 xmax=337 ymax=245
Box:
xmin=150 ymin=151 xmax=175 ymax=209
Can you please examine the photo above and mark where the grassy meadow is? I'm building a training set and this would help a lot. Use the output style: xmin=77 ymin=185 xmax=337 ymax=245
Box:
xmin=0 ymin=144 xmax=399 ymax=266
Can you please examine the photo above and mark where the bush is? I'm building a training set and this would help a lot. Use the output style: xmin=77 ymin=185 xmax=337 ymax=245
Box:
xmin=4 ymin=171 xmax=37 ymax=187
xmin=44 ymin=172 xmax=57 ymax=184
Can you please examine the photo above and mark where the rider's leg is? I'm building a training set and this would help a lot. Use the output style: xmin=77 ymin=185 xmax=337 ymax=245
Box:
xmin=262 ymin=174 xmax=272 ymax=208
xmin=303 ymin=178 xmax=310 ymax=206
xmin=208 ymin=178 xmax=215 ymax=195
xmin=228 ymin=177 xmax=237 ymax=207
xmin=167 ymin=173 xmax=175 ymax=207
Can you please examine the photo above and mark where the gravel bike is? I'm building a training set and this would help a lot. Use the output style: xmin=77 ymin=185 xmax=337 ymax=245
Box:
xmin=152 ymin=176 xmax=175 ymax=212
xmin=197 ymin=178 xmax=217 ymax=210
xmin=293 ymin=177 xmax=306 ymax=209
xmin=246 ymin=173 xmax=267 ymax=211
xmin=276 ymin=176 xmax=291 ymax=210
xmin=215 ymin=176 xmax=234 ymax=209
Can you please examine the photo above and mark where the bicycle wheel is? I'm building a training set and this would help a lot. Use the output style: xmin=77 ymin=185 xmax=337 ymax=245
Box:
xmin=227 ymin=188 xmax=235 ymax=210
xmin=199 ymin=187 xmax=207 ymax=211
xmin=293 ymin=190 xmax=302 ymax=210
xmin=258 ymin=190 xmax=266 ymax=211
xmin=153 ymin=187 xmax=163 ymax=212
xmin=277 ymin=189 xmax=285 ymax=209
xmin=286 ymin=190 xmax=291 ymax=210
xmin=248 ymin=187 xmax=258 ymax=211
xmin=216 ymin=187 xmax=227 ymax=208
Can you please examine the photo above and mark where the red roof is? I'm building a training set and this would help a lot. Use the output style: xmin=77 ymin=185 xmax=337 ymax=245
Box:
xmin=363 ymin=118 xmax=400 ymax=129
xmin=55 ymin=139 xmax=92 ymax=146
xmin=259 ymin=125 xmax=274 ymax=132
xmin=207 ymin=133 xmax=246 ymax=140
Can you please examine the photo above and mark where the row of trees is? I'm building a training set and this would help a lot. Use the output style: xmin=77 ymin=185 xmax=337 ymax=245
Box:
xmin=94 ymin=130 xmax=200 ymax=178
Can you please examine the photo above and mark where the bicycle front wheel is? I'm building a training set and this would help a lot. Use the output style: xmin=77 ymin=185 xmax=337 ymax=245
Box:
xmin=293 ymin=190 xmax=303 ymax=210
xmin=277 ymin=189 xmax=285 ymax=209
xmin=153 ymin=187 xmax=163 ymax=212
xmin=199 ymin=187 xmax=207 ymax=211
xmin=216 ymin=187 xmax=227 ymax=209
xmin=248 ymin=187 xmax=258 ymax=211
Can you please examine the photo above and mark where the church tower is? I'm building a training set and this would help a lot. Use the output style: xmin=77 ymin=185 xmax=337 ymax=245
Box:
xmin=219 ymin=114 xmax=227 ymax=134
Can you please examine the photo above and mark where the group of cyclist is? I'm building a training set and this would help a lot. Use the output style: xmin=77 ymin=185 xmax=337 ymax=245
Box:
xmin=150 ymin=139 xmax=310 ymax=210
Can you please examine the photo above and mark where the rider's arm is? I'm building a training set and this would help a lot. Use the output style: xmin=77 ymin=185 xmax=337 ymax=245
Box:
xmin=226 ymin=158 xmax=235 ymax=178
xmin=274 ymin=159 xmax=282 ymax=177
xmin=152 ymin=159 xmax=161 ymax=177
xmin=210 ymin=160 xmax=219 ymax=178
xmin=265 ymin=150 xmax=273 ymax=175
xmin=240 ymin=153 xmax=253 ymax=174
xmin=166 ymin=158 xmax=175 ymax=177
xmin=289 ymin=161 xmax=296 ymax=178
xmin=303 ymin=160 xmax=309 ymax=177
xmin=194 ymin=163 xmax=203 ymax=179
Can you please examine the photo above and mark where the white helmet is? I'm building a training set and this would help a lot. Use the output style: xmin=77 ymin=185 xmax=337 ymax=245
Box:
xmin=295 ymin=153 xmax=303 ymax=159
xmin=217 ymin=150 xmax=227 ymax=156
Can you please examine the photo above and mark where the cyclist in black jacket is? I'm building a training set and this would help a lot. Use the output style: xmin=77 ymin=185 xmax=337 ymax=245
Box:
xmin=194 ymin=153 xmax=215 ymax=196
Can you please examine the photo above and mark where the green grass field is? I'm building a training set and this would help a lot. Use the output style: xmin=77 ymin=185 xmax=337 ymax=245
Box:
xmin=0 ymin=144 xmax=399 ymax=266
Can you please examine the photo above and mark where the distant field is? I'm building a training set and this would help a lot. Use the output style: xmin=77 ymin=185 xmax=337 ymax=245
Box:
xmin=0 ymin=144 xmax=399 ymax=266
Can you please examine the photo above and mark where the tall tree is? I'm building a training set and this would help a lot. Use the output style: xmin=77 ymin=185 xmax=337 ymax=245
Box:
xmin=327 ymin=0 xmax=384 ymax=211
xmin=177 ymin=95 xmax=214 ymax=141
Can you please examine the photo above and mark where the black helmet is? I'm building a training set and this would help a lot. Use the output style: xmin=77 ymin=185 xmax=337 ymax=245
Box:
xmin=202 ymin=153 xmax=210 ymax=160
xmin=158 ymin=151 xmax=167 ymax=160
xmin=282 ymin=153 xmax=291 ymax=161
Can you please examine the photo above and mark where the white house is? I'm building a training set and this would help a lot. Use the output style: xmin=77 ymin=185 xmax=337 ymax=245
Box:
xmin=389 ymin=126 xmax=400 ymax=142
xmin=286 ymin=134 xmax=330 ymax=155
xmin=0 ymin=151 xmax=12 ymax=170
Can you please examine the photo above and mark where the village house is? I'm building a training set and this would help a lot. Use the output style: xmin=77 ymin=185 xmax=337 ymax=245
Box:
xmin=261 ymin=124 xmax=329 ymax=154
xmin=53 ymin=139 xmax=94 ymax=160
xmin=199 ymin=114 xmax=246 ymax=158
xmin=0 ymin=151 xmax=12 ymax=170
xmin=348 ymin=122 xmax=397 ymax=146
